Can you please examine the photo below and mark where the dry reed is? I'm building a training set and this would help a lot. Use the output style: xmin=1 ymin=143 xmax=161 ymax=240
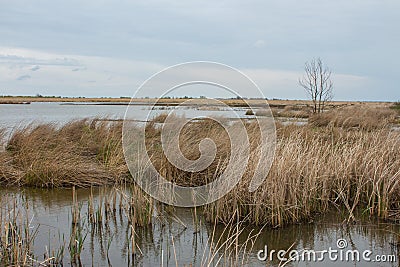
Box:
xmin=272 ymin=105 xmax=311 ymax=118
xmin=1 ymin=119 xmax=128 ymax=187
xmin=204 ymin=124 xmax=400 ymax=226
xmin=309 ymin=105 xmax=397 ymax=130
xmin=1 ymin=110 xmax=399 ymax=226
xmin=0 ymin=194 xmax=64 ymax=266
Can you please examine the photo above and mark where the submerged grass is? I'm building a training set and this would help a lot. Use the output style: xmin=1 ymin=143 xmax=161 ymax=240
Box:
xmin=0 ymin=194 xmax=64 ymax=266
xmin=0 ymin=186 xmax=154 ymax=266
xmin=0 ymin=188 xmax=266 ymax=266
xmin=1 ymin=106 xmax=399 ymax=227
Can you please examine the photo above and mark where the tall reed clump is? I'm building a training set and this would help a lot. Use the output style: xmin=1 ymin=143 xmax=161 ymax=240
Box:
xmin=0 ymin=129 xmax=22 ymax=183
xmin=204 ymin=124 xmax=400 ymax=226
xmin=1 ymin=119 xmax=128 ymax=187
xmin=1 ymin=110 xmax=399 ymax=227
xmin=143 ymin=111 xmax=400 ymax=225
xmin=308 ymin=105 xmax=397 ymax=130
xmin=144 ymin=117 xmax=231 ymax=187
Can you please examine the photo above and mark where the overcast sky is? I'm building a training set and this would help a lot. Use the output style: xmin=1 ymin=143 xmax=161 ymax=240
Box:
xmin=0 ymin=0 xmax=399 ymax=100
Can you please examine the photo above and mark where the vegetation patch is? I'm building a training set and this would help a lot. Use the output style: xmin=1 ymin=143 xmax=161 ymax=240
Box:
xmin=391 ymin=101 xmax=400 ymax=112
xmin=1 ymin=109 xmax=399 ymax=227
xmin=308 ymin=106 xmax=397 ymax=130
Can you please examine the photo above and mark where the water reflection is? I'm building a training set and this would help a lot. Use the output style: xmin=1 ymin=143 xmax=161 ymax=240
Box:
xmin=0 ymin=187 xmax=399 ymax=266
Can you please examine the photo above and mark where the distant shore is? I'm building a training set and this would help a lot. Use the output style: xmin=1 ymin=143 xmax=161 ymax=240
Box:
xmin=0 ymin=96 xmax=392 ymax=108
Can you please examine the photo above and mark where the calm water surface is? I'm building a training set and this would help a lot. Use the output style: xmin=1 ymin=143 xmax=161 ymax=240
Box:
xmin=0 ymin=102 xmax=247 ymax=130
xmin=0 ymin=187 xmax=399 ymax=267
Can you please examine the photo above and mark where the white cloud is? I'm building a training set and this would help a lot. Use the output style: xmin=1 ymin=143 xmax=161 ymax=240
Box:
xmin=253 ymin=40 xmax=266 ymax=48
xmin=243 ymin=68 xmax=370 ymax=100
xmin=0 ymin=46 xmax=388 ymax=101
xmin=30 ymin=65 xmax=40 ymax=71
xmin=0 ymin=47 xmax=165 ymax=96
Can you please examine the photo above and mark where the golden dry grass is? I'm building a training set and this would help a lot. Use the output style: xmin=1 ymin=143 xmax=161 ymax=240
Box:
xmin=204 ymin=124 xmax=400 ymax=226
xmin=142 ymin=108 xmax=400 ymax=226
xmin=1 ymin=119 xmax=128 ymax=187
xmin=272 ymin=104 xmax=312 ymax=118
xmin=309 ymin=106 xmax=397 ymax=130
xmin=391 ymin=101 xmax=400 ymax=113
xmin=1 ymin=109 xmax=399 ymax=226
xmin=142 ymin=117 xmax=232 ymax=187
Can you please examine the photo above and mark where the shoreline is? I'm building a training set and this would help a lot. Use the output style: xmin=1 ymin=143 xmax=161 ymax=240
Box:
xmin=0 ymin=96 xmax=392 ymax=107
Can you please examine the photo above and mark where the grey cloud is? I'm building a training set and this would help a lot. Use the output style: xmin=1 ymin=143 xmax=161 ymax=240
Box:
xmin=0 ymin=0 xmax=399 ymax=100
xmin=0 ymin=54 xmax=82 ymax=67
xmin=16 ymin=75 xmax=31 ymax=81
xmin=72 ymin=67 xmax=86 ymax=72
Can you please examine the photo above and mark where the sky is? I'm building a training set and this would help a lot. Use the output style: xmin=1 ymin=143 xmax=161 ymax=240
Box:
xmin=0 ymin=0 xmax=399 ymax=101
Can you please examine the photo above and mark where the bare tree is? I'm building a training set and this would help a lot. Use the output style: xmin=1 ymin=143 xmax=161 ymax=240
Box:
xmin=299 ymin=58 xmax=333 ymax=113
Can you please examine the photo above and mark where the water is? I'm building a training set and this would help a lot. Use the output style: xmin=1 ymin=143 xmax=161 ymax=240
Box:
xmin=1 ymin=187 xmax=399 ymax=266
xmin=0 ymin=102 xmax=249 ymax=130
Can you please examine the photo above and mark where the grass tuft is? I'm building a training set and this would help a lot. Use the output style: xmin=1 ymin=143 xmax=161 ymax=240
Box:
xmin=309 ymin=106 xmax=397 ymax=130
